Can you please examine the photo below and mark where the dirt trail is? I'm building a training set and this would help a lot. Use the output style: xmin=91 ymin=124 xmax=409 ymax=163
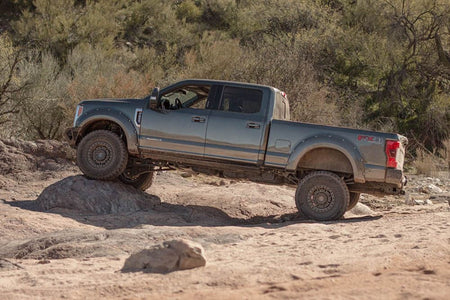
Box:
xmin=0 ymin=139 xmax=449 ymax=299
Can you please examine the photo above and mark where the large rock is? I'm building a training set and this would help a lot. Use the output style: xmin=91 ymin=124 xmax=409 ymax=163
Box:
xmin=420 ymin=184 xmax=444 ymax=194
xmin=349 ymin=203 xmax=374 ymax=215
xmin=122 ymin=239 xmax=206 ymax=273
xmin=36 ymin=175 xmax=160 ymax=214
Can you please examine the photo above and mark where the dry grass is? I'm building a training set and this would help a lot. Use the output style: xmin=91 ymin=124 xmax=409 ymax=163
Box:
xmin=414 ymin=150 xmax=438 ymax=176
xmin=413 ymin=140 xmax=450 ymax=177
xmin=441 ymin=139 xmax=450 ymax=170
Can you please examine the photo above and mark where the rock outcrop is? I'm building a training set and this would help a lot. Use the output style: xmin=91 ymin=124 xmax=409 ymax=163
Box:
xmin=122 ymin=239 xmax=206 ymax=273
xmin=36 ymin=175 xmax=160 ymax=214
xmin=0 ymin=138 xmax=76 ymax=180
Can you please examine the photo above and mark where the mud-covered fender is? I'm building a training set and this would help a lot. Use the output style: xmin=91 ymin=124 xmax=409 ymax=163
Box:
xmin=77 ymin=108 xmax=139 ymax=155
xmin=286 ymin=135 xmax=365 ymax=183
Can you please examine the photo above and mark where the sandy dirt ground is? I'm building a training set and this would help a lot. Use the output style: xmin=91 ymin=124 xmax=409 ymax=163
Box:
xmin=0 ymin=159 xmax=449 ymax=299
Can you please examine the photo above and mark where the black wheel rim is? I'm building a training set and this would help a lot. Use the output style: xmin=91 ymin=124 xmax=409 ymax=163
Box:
xmin=87 ymin=141 xmax=113 ymax=168
xmin=307 ymin=185 xmax=335 ymax=212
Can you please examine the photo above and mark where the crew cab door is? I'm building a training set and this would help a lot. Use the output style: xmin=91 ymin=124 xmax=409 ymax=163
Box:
xmin=139 ymin=84 xmax=218 ymax=157
xmin=204 ymin=85 xmax=268 ymax=164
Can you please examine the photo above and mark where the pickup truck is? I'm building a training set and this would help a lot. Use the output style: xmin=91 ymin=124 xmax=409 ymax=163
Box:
xmin=66 ymin=79 xmax=407 ymax=221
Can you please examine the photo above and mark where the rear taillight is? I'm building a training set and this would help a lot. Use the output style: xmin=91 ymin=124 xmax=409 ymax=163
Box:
xmin=386 ymin=140 xmax=400 ymax=168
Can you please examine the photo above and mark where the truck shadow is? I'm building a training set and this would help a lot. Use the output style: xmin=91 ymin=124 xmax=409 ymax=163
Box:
xmin=7 ymin=198 xmax=382 ymax=230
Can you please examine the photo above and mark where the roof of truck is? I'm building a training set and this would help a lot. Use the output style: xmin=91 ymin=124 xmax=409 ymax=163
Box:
xmin=163 ymin=79 xmax=277 ymax=90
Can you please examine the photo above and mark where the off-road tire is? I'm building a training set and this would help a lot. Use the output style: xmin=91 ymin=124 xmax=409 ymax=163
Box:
xmin=77 ymin=130 xmax=128 ymax=180
xmin=295 ymin=171 xmax=349 ymax=221
xmin=119 ymin=171 xmax=155 ymax=191
xmin=346 ymin=192 xmax=360 ymax=211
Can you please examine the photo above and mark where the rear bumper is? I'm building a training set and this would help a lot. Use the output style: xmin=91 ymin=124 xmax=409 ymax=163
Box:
xmin=348 ymin=169 xmax=407 ymax=196
xmin=65 ymin=127 xmax=80 ymax=148
xmin=385 ymin=168 xmax=406 ymax=186
xmin=385 ymin=168 xmax=407 ymax=195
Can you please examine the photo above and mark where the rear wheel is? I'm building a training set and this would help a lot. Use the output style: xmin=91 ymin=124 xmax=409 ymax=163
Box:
xmin=347 ymin=192 xmax=360 ymax=211
xmin=76 ymin=130 xmax=128 ymax=180
xmin=295 ymin=171 xmax=349 ymax=221
xmin=119 ymin=171 xmax=155 ymax=191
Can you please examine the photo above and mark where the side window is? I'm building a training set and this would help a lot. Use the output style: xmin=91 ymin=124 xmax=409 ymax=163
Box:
xmin=160 ymin=85 xmax=211 ymax=110
xmin=219 ymin=87 xmax=262 ymax=114
xmin=274 ymin=91 xmax=290 ymax=120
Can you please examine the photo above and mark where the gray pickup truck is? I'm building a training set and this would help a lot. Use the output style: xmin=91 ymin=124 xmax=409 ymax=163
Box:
xmin=66 ymin=79 xmax=407 ymax=221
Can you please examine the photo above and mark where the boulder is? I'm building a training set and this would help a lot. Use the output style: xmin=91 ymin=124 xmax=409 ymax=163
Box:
xmin=420 ymin=184 xmax=443 ymax=194
xmin=36 ymin=175 xmax=160 ymax=214
xmin=349 ymin=203 xmax=374 ymax=215
xmin=122 ymin=239 xmax=206 ymax=273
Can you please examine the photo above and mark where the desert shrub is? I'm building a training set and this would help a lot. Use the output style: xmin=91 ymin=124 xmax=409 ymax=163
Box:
xmin=16 ymin=51 xmax=69 ymax=139
xmin=119 ymin=0 xmax=196 ymax=53
xmin=175 ymin=0 xmax=202 ymax=23
xmin=66 ymin=44 xmax=153 ymax=121
xmin=0 ymin=34 xmax=26 ymax=136
xmin=198 ymin=0 xmax=237 ymax=30
xmin=181 ymin=33 xmax=244 ymax=80
xmin=11 ymin=44 xmax=154 ymax=140
xmin=13 ymin=0 xmax=119 ymax=61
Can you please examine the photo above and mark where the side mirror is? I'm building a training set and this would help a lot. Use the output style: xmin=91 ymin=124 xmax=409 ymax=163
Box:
xmin=149 ymin=87 xmax=160 ymax=110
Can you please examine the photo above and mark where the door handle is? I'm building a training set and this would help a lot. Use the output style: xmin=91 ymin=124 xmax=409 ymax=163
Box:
xmin=247 ymin=122 xmax=261 ymax=129
xmin=192 ymin=116 xmax=206 ymax=123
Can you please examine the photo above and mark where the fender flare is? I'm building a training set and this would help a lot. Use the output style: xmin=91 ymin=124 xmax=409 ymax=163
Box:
xmin=77 ymin=108 xmax=139 ymax=155
xmin=286 ymin=135 xmax=365 ymax=183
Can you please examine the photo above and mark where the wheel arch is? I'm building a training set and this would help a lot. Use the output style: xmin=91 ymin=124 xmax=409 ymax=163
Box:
xmin=76 ymin=110 xmax=139 ymax=156
xmin=287 ymin=135 xmax=365 ymax=183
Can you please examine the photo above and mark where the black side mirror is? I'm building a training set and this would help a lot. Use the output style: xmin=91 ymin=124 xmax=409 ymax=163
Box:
xmin=149 ymin=87 xmax=160 ymax=110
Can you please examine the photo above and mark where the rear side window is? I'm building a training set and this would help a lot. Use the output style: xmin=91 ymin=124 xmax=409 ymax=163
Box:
xmin=219 ymin=86 xmax=262 ymax=114
xmin=274 ymin=91 xmax=290 ymax=120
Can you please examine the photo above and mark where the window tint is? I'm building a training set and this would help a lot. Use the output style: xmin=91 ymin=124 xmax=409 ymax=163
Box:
xmin=219 ymin=87 xmax=262 ymax=114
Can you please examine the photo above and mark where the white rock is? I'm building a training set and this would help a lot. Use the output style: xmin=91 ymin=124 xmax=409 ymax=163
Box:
xmin=420 ymin=184 xmax=444 ymax=194
xmin=425 ymin=199 xmax=433 ymax=205
xmin=414 ymin=199 xmax=425 ymax=205
xmin=427 ymin=184 xmax=443 ymax=194
xmin=349 ymin=203 xmax=374 ymax=215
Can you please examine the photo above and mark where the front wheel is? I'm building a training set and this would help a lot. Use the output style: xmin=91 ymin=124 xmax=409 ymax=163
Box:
xmin=119 ymin=172 xmax=155 ymax=191
xmin=77 ymin=130 xmax=128 ymax=180
xmin=295 ymin=171 xmax=349 ymax=221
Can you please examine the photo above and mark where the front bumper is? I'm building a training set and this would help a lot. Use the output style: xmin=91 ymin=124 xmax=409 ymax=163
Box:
xmin=65 ymin=127 xmax=80 ymax=148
